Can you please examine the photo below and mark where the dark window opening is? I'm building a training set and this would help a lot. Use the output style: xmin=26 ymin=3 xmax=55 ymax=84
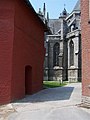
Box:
xmin=70 ymin=40 xmax=74 ymax=66
xmin=53 ymin=43 xmax=60 ymax=66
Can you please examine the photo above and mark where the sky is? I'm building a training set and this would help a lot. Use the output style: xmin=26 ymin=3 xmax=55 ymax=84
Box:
xmin=30 ymin=0 xmax=78 ymax=18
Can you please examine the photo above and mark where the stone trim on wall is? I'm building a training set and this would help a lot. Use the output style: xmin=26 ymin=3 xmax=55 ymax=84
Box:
xmin=82 ymin=96 xmax=90 ymax=107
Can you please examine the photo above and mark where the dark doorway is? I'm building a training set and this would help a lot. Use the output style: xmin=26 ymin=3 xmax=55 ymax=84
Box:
xmin=25 ymin=65 xmax=32 ymax=95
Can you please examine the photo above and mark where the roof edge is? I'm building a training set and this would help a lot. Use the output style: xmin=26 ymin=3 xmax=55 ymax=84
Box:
xmin=24 ymin=0 xmax=49 ymax=32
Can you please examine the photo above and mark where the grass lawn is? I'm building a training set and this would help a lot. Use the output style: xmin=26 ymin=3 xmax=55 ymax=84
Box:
xmin=43 ymin=81 xmax=67 ymax=88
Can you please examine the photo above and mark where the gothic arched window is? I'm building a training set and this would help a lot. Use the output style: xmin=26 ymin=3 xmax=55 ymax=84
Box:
xmin=70 ymin=40 xmax=74 ymax=66
xmin=53 ymin=43 xmax=60 ymax=66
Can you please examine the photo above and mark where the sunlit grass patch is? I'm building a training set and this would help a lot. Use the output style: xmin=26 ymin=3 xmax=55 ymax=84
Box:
xmin=43 ymin=81 xmax=67 ymax=88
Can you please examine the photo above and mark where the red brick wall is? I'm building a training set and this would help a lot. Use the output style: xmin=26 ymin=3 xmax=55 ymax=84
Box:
xmin=81 ymin=0 xmax=90 ymax=96
xmin=0 ymin=1 xmax=14 ymax=104
xmin=0 ymin=0 xmax=45 ymax=104
xmin=11 ymin=0 xmax=45 ymax=101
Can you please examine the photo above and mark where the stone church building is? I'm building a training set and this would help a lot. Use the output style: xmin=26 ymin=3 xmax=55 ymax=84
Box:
xmin=43 ymin=0 xmax=81 ymax=82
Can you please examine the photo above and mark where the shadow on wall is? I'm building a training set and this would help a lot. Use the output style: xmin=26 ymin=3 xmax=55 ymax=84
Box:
xmin=14 ymin=86 xmax=74 ymax=103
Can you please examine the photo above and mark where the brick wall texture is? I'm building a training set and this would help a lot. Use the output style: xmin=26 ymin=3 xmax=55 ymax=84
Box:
xmin=81 ymin=0 xmax=90 ymax=98
xmin=0 ymin=0 xmax=45 ymax=104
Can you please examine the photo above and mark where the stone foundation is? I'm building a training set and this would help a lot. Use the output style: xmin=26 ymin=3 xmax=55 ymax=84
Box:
xmin=44 ymin=67 xmax=81 ymax=82
xmin=68 ymin=68 xmax=78 ymax=82
xmin=53 ymin=67 xmax=63 ymax=82
xmin=44 ymin=67 xmax=63 ymax=81
xmin=44 ymin=68 xmax=48 ymax=80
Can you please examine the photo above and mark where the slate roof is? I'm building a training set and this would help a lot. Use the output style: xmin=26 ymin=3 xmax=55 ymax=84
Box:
xmin=49 ymin=19 xmax=61 ymax=34
xmin=73 ymin=0 xmax=80 ymax=11
xmin=48 ymin=8 xmax=68 ymax=34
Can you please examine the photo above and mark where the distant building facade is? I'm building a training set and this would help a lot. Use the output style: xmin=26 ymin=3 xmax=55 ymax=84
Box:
xmin=43 ymin=0 xmax=81 ymax=82
xmin=0 ymin=0 xmax=46 ymax=105
xmin=81 ymin=0 xmax=90 ymax=105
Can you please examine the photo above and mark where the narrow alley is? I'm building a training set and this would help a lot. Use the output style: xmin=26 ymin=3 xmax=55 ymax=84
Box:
xmin=0 ymin=83 xmax=89 ymax=120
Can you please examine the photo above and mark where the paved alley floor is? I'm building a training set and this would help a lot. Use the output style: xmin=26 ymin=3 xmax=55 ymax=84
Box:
xmin=0 ymin=83 xmax=90 ymax=120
